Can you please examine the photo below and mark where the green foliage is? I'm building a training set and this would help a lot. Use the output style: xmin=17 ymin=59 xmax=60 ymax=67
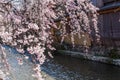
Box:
xmin=108 ymin=48 xmax=120 ymax=59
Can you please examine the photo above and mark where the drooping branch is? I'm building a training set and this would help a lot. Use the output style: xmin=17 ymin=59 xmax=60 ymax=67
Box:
xmin=0 ymin=0 xmax=99 ymax=79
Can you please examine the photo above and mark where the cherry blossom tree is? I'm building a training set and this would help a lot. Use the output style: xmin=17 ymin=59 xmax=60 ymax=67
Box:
xmin=0 ymin=0 xmax=99 ymax=79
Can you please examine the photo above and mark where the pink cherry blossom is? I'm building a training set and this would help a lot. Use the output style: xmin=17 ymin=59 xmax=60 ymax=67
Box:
xmin=0 ymin=0 xmax=99 ymax=80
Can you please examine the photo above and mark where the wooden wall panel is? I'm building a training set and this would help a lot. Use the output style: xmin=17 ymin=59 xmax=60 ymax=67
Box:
xmin=100 ymin=11 xmax=120 ymax=46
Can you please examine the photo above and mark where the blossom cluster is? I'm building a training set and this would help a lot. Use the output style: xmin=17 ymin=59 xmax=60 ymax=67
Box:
xmin=0 ymin=0 xmax=99 ymax=79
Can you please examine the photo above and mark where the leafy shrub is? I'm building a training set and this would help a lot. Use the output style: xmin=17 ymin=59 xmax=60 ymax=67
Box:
xmin=108 ymin=48 xmax=120 ymax=59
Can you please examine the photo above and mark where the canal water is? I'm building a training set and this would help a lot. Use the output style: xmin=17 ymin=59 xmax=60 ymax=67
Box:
xmin=41 ymin=54 xmax=120 ymax=80
xmin=2 ymin=46 xmax=120 ymax=80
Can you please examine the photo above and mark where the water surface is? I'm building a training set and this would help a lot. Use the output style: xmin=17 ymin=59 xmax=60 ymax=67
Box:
xmin=42 ymin=54 xmax=120 ymax=80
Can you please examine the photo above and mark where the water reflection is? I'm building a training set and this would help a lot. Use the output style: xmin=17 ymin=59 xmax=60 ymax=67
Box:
xmin=3 ymin=46 xmax=120 ymax=80
xmin=42 ymin=54 xmax=120 ymax=80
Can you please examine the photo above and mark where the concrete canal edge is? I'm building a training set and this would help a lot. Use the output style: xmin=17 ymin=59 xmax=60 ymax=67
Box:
xmin=57 ymin=50 xmax=120 ymax=66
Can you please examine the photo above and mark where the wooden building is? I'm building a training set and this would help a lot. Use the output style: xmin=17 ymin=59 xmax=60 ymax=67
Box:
xmin=92 ymin=0 xmax=120 ymax=47
xmin=52 ymin=0 xmax=120 ymax=48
